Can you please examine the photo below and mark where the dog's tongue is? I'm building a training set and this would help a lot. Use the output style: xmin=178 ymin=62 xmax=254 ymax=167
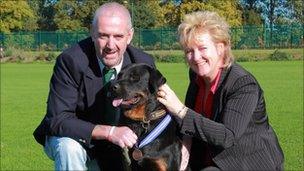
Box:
xmin=112 ymin=98 xmax=123 ymax=107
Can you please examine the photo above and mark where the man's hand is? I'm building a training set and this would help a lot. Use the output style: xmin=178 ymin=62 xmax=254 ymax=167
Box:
xmin=92 ymin=125 xmax=138 ymax=148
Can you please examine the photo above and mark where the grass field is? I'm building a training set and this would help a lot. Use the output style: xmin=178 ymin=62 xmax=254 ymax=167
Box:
xmin=1 ymin=61 xmax=303 ymax=170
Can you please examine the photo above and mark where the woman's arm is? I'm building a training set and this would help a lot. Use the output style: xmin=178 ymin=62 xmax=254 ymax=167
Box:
xmin=158 ymin=75 xmax=260 ymax=149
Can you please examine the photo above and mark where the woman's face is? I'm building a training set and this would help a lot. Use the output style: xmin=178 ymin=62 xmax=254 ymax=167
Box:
xmin=185 ymin=33 xmax=224 ymax=82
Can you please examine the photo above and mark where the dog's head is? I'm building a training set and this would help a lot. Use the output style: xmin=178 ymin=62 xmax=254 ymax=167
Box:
xmin=110 ymin=63 xmax=166 ymax=121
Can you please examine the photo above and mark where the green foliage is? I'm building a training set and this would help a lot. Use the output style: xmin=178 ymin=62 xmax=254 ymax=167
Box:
xmin=0 ymin=0 xmax=38 ymax=33
xmin=27 ymin=0 xmax=57 ymax=31
xmin=53 ymin=1 xmax=104 ymax=31
xmin=161 ymin=1 xmax=181 ymax=27
xmin=3 ymin=33 xmax=36 ymax=50
xmin=76 ymin=1 xmax=103 ymax=29
xmin=38 ymin=43 xmax=57 ymax=51
xmin=233 ymin=49 xmax=302 ymax=62
xmin=133 ymin=3 xmax=157 ymax=28
xmin=54 ymin=1 xmax=84 ymax=31
xmin=46 ymin=52 xmax=57 ymax=62
xmin=242 ymin=9 xmax=263 ymax=25
xmin=161 ymin=0 xmax=242 ymax=28
xmin=34 ymin=51 xmax=57 ymax=62
xmin=130 ymin=1 xmax=164 ymax=28
xmin=0 ymin=47 xmax=61 ymax=63
xmin=205 ymin=0 xmax=242 ymax=27
xmin=3 ymin=48 xmax=13 ymax=57
xmin=1 ymin=47 xmax=27 ymax=62
xmin=286 ymin=0 xmax=304 ymax=23
xmin=269 ymin=49 xmax=293 ymax=61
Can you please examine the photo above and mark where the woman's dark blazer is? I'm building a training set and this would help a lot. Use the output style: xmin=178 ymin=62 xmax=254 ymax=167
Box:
xmin=180 ymin=63 xmax=284 ymax=170
xmin=33 ymin=37 xmax=155 ymax=147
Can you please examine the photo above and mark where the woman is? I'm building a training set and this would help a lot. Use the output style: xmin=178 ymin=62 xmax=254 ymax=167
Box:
xmin=158 ymin=11 xmax=284 ymax=171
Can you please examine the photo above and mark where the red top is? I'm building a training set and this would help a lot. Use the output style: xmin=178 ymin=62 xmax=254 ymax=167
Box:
xmin=194 ymin=69 xmax=222 ymax=166
xmin=195 ymin=70 xmax=222 ymax=118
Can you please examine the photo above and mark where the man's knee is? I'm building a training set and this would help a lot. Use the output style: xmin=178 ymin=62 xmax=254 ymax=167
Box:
xmin=44 ymin=136 xmax=90 ymax=170
xmin=57 ymin=137 xmax=86 ymax=156
xmin=45 ymin=136 xmax=87 ymax=161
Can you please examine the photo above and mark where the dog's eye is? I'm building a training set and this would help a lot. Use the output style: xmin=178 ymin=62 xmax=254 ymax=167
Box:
xmin=130 ymin=74 xmax=140 ymax=82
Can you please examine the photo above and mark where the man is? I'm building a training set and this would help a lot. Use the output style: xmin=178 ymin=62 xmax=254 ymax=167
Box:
xmin=33 ymin=2 xmax=155 ymax=170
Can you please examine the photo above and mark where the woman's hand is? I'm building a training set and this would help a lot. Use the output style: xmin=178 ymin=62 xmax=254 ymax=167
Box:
xmin=157 ymin=84 xmax=187 ymax=119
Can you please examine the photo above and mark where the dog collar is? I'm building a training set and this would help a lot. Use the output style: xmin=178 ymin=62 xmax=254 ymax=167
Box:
xmin=147 ymin=109 xmax=166 ymax=121
xmin=137 ymin=114 xmax=172 ymax=149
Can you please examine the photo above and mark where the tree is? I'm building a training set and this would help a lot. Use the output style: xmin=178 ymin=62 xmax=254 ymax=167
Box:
xmin=0 ymin=0 xmax=38 ymax=33
xmin=241 ymin=0 xmax=301 ymax=25
xmin=286 ymin=0 xmax=303 ymax=24
xmin=147 ymin=1 xmax=166 ymax=28
xmin=240 ymin=0 xmax=263 ymax=25
xmin=133 ymin=2 xmax=155 ymax=28
xmin=53 ymin=0 xmax=114 ymax=31
xmin=160 ymin=1 xmax=181 ymax=28
xmin=123 ymin=0 xmax=165 ymax=29
xmin=202 ymin=0 xmax=242 ymax=27
xmin=53 ymin=1 xmax=84 ymax=31
xmin=161 ymin=0 xmax=242 ymax=27
xmin=76 ymin=1 xmax=102 ymax=30
xmin=28 ymin=0 xmax=56 ymax=31
xmin=242 ymin=9 xmax=263 ymax=25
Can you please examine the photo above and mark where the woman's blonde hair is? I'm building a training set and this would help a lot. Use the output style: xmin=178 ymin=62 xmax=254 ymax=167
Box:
xmin=178 ymin=11 xmax=234 ymax=68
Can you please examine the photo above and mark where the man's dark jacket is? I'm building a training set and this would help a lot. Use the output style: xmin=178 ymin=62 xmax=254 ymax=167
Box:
xmin=33 ymin=37 xmax=155 ymax=148
xmin=180 ymin=63 xmax=284 ymax=170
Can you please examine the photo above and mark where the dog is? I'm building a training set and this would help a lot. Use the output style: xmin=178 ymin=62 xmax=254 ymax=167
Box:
xmin=110 ymin=63 xmax=183 ymax=171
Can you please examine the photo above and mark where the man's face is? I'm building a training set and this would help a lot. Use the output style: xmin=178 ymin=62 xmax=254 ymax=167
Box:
xmin=92 ymin=15 xmax=133 ymax=68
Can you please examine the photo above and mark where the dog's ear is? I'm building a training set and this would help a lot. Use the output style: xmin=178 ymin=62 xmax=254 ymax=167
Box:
xmin=148 ymin=68 xmax=166 ymax=94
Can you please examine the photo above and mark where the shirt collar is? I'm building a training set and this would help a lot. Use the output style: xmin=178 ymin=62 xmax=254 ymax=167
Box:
xmin=196 ymin=69 xmax=222 ymax=94
xmin=97 ymin=56 xmax=124 ymax=76
xmin=210 ymin=69 xmax=222 ymax=93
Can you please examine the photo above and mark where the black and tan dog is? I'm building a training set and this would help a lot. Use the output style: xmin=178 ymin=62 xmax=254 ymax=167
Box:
xmin=110 ymin=63 xmax=182 ymax=171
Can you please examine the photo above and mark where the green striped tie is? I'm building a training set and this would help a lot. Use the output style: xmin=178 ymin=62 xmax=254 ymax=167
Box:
xmin=102 ymin=68 xmax=119 ymax=125
xmin=103 ymin=68 xmax=116 ymax=85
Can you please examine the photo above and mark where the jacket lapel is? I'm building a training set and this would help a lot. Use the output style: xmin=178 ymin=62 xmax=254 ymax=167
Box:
xmin=84 ymin=55 xmax=103 ymax=107
xmin=122 ymin=51 xmax=132 ymax=68
xmin=212 ymin=66 xmax=231 ymax=121
xmin=185 ymin=69 xmax=199 ymax=109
